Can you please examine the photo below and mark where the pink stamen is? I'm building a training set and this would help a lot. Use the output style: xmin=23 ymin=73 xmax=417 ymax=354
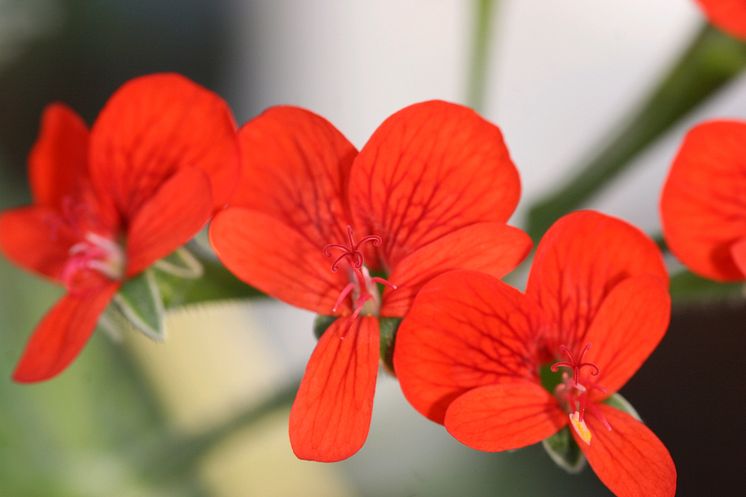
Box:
xmin=371 ymin=276 xmax=398 ymax=290
xmin=61 ymin=232 xmax=124 ymax=292
xmin=332 ymin=283 xmax=355 ymax=312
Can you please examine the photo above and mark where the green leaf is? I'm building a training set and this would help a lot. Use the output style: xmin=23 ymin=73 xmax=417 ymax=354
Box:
xmin=542 ymin=427 xmax=586 ymax=474
xmin=153 ymin=247 xmax=203 ymax=279
xmin=379 ymin=317 xmax=401 ymax=374
xmin=604 ymin=392 xmax=641 ymax=421
xmin=113 ymin=270 xmax=165 ymax=342
xmin=527 ymin=24 xmax=746 ymax=240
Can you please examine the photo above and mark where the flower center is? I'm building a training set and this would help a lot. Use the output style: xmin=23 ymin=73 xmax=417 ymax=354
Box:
xmin=551 ymin=343 xmax=609 ymax=445
xmin=62 ymin=232 xmax=125 ymax=294
xmin=323 ymin=225 xmax=396 ymax=318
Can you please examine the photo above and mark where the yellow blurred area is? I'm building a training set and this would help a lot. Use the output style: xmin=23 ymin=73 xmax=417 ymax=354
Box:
xmin=125 ymin=303 xmax=356 ymax=497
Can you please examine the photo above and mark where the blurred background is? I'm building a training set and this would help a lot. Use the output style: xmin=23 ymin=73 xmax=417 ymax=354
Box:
xmin=1 ymin=1 xmax=744 ymax=496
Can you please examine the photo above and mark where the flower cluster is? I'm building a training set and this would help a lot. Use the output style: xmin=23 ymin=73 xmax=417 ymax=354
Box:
xmin=17 ymin=72 xmax=743 ymax=497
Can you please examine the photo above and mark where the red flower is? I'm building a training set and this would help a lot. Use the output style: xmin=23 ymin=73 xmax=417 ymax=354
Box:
xmin=696 ymin=0 xmax=746 ymax=40
xmin=395 ymin=211 xmax=676 ymax=497
xmin=209 ymin=101 xmax=531 ymax=461
xmin=661 ymin=120 xmax=746 ymax=281
xmin=0 ymin=74 xmax=239 ymax=382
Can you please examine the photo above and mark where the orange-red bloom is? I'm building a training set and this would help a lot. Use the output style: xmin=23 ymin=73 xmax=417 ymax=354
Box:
xmin=661 ymin=120 xmax=746 ymax=281
xmin=696 ymin=0 xmax=746 ymax=40
xmin=395 ymin=211 xmax=676 ymax=497
xmin=0 ymin=73 xmax=239 ymax=382
xmin=209 ymin=101 xmax=531 ymax=461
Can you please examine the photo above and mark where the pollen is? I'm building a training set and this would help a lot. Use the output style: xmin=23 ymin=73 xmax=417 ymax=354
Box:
xmin=569 ymin=411 xmax=592 ymax=446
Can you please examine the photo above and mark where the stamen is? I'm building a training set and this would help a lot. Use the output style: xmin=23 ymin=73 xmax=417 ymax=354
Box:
xmin=62 ymin=231 xmax=124 ymax=292
xmin=333 ymin=283 xmax=355 ymax=312
xmin=351 ymin=294 xmax=373 ymax=319
xmin=550 ymin=343 xmax=610 ymax=445
xmin=569 ymin=411 xmax=592 ymax=445
xmin=372 ymin=276 xmax=398 ymax=290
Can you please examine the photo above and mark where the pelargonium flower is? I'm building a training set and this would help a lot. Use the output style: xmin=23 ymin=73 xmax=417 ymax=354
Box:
xmin=395 ymin=211 xmax=676 ymax=497
xmin=661 ymin=120 xmax=746 ymax=281
xmin=0 ymin=73 xmax=239 ymax=382
xmin=696 ymin=0 xmax=746 ymax=40
xmin=209 ymin=101 xmax=531 ymax=461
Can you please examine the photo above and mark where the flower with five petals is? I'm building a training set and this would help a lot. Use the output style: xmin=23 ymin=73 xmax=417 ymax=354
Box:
xmin=395 ymin=211 xmax=676 ymax=497
xmin=210 ymin=101 xmax=531 ymax=461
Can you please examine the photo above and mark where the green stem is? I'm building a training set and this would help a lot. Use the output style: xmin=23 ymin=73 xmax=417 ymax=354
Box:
xmin=670 ymin=269 xmax=743 ymax=303
xmin=467 ymin=0 xmax=498 ymax=111
xmin=527 ymin=24 xmax=746 ymax=240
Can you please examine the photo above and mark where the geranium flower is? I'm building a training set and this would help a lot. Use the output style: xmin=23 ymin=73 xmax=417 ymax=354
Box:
xmin=0 ymin=73 xmax=239 ymax=382
xmin=661 ymin=120 xmax=746 ymax=281
xmin=696 ymin=0 xmax=746 ymax=40
xmin=395 ymin=211 xmax=676 ymax=497
xmin=209 ymin=101 xmax=531 ymax=461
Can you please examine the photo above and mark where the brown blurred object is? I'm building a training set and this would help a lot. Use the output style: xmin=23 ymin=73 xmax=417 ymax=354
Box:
xmin=622 ymin=298 xmax=746 ymax=496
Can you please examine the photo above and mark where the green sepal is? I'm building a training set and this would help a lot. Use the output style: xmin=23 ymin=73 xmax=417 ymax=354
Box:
xmin=604 ymin=392 xmax=641 ymax=421
xmin=379 ymin=317 xmax=401 ymax=374
xmin=542 ymin=427 xmax=586 ymax=474
xmin=112 ymin=269 xmax=165 ymax=342
xmin=313 ymin=315 xmax=337 ymax=340
xmin=153 ymin=247 xmax=203 ymax=280
xmin=155 ymin=254 xmax=265 ymax=310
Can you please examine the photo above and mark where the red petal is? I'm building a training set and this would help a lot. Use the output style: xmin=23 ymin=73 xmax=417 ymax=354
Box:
xmin=232 ymin=106 xmax=357 ymax=251
xmin=13 ymin=284 xmax=119 ymax=382
xmin=661 ymin=120 xmax=746 ymax=281
xmin=527 ymin=211 xmax=667 ymax=354
xmin=289 ymin=316 xmax=379 ymax=462
xmin=209 ymin=207 xmax=348 ymax=314
xmin=381 ymin=223 xmax=531 ymax=316
xmin=90 ymin=73 xmax=239 ymax=217
xmin=444 ymin=381 xmax=566 ymax=452
xmin=393 ymin=270 xmax=543 ymax=423
xmin=730 ymin=238 xmax=746 ymax=275
xmin=349 ymin=100 xmax=520 ymax=268
xmin=696 ymin=0 xmax=746 ymax=40
xmin=29 ymin=103 xmax=89 ymax=209
xmin=583 ymin=275 xmax=671 ymax=397
xmin=579 ymin=404 xmax=676 ymax=497
xmin=125 ymin=167 xmax=212 ymax=277
xmin=0 ymin=206 xmax=74 ymax=280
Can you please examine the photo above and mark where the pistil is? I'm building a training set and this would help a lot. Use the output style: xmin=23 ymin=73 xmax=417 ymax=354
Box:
xmin=551 ymin=343 xmax=605 ymax=445
xmin=323 ymin=225 xmax=397 ymax=317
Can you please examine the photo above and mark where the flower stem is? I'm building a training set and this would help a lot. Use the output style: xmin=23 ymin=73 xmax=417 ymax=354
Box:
xmin=467 ymin=0 xmax=499 ymax=111
xmin=526 ymin=24 xmax=746 ymax=240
